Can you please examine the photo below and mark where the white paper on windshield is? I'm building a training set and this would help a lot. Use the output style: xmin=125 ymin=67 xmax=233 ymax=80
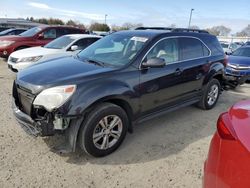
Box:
xmin=131 ymin=36 xmax=148 ymax=42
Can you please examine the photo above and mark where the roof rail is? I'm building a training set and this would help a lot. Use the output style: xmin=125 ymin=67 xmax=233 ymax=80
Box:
xmin=135 ymin=27 xmax=209 ymax=34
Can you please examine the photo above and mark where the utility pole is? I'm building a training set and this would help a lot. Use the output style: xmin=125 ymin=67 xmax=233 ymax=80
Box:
xmin=105 ymin=14 xmax=108 ymax=25
xmin=188 ymin=8 xmax=194 ymax=28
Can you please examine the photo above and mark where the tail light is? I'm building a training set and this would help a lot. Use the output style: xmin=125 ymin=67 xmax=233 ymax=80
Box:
xmin=223 ymin=55 xmax=228 ymax=67
xmin=217 ymin=112 xmax=236 ymax=140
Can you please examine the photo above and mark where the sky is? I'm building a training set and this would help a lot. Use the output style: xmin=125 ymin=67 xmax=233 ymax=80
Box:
xmin=1 ymin=0 xmax=250 ymax=33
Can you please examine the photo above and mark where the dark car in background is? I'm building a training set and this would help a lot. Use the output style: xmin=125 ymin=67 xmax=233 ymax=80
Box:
xmin=0 ymin=25 xmax=87 ymax=57
xmin=0 ymin=28 xmax=27 ymax=36
xmin=225 ymin=46 xmax=250 ymax=87
xmin=12 ymin=27 xmax=226 ymax=157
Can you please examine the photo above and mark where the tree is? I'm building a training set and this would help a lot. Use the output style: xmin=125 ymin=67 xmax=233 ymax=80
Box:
xmin=189 ymin=25 xmax=200 ymax=29
xmin=206 ymin=25 xmax=231 ymax=36
xmin=121 ymin=22 xmax=143 ymax=30
xmin=236 ymin=25 xmax=250 ymax=37
xmin=66 ymin=20 xmax=77 ymax=26
xmin=169 ymin=24 xmax=176 ymax=28
xmin=89 ymin=22 xmax=110 ymax=32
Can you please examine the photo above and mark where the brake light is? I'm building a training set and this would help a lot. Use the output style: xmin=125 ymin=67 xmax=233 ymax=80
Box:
xmin=223 ymin=55 xmax=228 ymax=67
xmin=217 ymin=113 xmax=236 ymax=140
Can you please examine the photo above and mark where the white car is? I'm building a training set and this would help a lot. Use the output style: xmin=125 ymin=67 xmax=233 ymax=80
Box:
xmin=8 ymin=34 xmax=102 ymax=72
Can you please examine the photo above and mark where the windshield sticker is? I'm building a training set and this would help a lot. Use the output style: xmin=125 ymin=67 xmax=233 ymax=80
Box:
xmin=131 ymin=36 xmax=148 ymax=43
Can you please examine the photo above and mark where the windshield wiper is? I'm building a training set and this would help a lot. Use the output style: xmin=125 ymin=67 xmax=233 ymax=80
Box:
xmin=87 ymin=59 xmax=106 ymax=67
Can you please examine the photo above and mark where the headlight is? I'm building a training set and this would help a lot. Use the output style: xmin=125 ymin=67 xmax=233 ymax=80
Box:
xmin=0 ymin=40 xmax=15 ymax=47
xmin=33 ymin=85 xmax=76 ymax=112
xmin=17 ymin=56 xmax=43 ymax=63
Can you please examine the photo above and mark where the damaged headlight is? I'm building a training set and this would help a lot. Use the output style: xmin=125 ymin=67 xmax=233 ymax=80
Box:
xmin=33 ymin=85 xmax=76 ymax=112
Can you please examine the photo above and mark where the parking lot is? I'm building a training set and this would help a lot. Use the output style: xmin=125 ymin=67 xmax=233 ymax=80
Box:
xmin=0 ymin=58 xmax=249 ymax=188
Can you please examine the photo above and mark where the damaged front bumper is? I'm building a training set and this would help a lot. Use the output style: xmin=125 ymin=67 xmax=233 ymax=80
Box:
xmin=12 ymin=99 xmax=42 ymax=136
xmin=12 ymin=99 xmax=72 ymax=137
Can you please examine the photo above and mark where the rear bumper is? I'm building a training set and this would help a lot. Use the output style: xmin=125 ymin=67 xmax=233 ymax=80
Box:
xmin=12 ymin=99 xmax=41 ymax=136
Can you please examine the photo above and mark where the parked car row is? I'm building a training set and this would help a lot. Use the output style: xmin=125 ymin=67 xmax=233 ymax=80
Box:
xmin=0 ymin=25 xmax=88 ymax=57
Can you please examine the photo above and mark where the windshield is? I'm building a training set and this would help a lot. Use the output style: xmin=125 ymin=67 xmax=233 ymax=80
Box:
xmin=0 ymin=29 xmax=13 ymax=35
xmin=19 ymin=27 xmax=42 ymax=37
xmin=221 ymin=43 xmax=229 ymax=48
xmin=44 ymin=35 xmax=75 ymax=49
xmin=232 ymin=47 xmax=250 ymax=57
xmin=78 ymin=33 xmax=149 ymax=67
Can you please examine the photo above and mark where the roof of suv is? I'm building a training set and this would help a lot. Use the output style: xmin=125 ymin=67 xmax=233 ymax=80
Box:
xmin=116 ymin=27 xmax=212 ymax=39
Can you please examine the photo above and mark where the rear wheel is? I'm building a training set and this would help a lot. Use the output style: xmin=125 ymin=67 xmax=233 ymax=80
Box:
xmin=78 ymin=103 xmax=129 ymax=157
xmin=197 ymin=79 xmax=221 ymax=110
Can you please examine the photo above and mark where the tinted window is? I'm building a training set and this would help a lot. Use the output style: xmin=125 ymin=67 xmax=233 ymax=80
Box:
xmin=72 ymin=38 xmax=100 ymax=50
xmin=180 ymin=38 xmax=209 ymax=60
xmin=43 ymin=28 xmax=56 ymax=39
xmin=146 ymin=38 xmax=179 ymax=64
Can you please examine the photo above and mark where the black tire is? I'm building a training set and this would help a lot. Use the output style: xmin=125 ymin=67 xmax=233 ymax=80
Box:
xmin=78 ymin=103 xmax=129 ymax=157
xmin=197 ymin=79 xmax=221 ymax=110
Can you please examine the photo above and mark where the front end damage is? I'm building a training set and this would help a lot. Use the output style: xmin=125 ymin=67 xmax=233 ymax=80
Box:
xmin=12 ymin=81 xmax=81 ymax=152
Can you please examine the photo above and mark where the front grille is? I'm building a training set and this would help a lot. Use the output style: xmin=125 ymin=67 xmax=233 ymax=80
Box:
xmin=13 ymin=82 xmax=35 ymax=116
xmin=9 ymin=56 xmax=19 ymax=63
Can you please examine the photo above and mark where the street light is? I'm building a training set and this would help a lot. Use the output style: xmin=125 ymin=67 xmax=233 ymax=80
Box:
xmin=188 ymin=8 xmax=194 ymax=28
xmin=105 ymin=14 xmax=108 ymax=25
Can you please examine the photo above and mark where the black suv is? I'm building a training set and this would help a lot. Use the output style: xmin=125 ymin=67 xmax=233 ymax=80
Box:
xmin=12 ymin=27 xmax=226 ymax=157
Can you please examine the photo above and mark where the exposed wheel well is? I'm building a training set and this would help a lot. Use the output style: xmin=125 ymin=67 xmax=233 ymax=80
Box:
xmin=213 ymin=74 xmax=224 ymax=88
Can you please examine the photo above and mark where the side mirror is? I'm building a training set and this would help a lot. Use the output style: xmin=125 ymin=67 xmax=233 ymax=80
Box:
xmin=70 ymin=45 xmax=79 ymax=51
xmin=37 ymin=33 xmax=44 ymax=40
xmin=141 ymin=58 xmax=165 ymax=68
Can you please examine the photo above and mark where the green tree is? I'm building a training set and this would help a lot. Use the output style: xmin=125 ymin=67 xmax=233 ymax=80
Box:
xmin=89 ymin=22 xmax=110 ymax=32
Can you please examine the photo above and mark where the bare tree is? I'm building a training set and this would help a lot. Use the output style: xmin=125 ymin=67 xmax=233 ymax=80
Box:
xmin=189 ymin=25 xmax=200 ymax=29
xmin=236 ymin=24 xmax=250 ymax=37
xmin=206 ymin=25 xmax=231 ymax=36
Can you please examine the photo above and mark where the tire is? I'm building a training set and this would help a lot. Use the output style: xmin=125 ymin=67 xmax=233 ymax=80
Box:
xmin=197 ymin=79 xmax=221 ymax=110
xmin=78 ymin=103 xmax=129 ymax=157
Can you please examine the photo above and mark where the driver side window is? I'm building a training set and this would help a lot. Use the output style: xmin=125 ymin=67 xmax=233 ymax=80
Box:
xmin=146 ymin=38 xmax=179 ymax=64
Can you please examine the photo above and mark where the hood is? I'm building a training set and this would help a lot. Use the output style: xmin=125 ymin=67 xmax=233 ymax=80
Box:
xmin=0 ymin=35 xmax=31 ymax=42
xmin=228 ymin=55 xmax=250 ymax=67
xmin=16 ymin=56 xmax=114 ymax=92
xmin=229 ymin=100 xmax=250 ymax=151
xmin=11 ymin=46 xmax=61 ymax=58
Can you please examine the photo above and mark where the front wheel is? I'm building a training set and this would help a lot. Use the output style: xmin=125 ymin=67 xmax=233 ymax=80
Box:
xmin=197 ymin=79 xmax=221 ymax=110
xmin=78 ymin=103 xmax=129 ymax=157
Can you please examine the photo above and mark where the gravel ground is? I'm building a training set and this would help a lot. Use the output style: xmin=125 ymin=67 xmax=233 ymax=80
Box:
xmin=0 ymin=58 xmax=249 ymax=188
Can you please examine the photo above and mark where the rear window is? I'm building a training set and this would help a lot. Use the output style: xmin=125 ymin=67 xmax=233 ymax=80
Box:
xmin=179 ymin=37 xmax=210 ymax=60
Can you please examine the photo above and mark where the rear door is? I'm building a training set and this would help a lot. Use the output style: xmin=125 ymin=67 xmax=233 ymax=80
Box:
xmin=178 ymin=37 xmax=211 ymax=94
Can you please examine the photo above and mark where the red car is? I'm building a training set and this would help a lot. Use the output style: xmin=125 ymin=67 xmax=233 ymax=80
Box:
xmin=0 ymin=25 xmax=87 ymax=57
xmin=204 ymin=100 xmax=250 ymax=188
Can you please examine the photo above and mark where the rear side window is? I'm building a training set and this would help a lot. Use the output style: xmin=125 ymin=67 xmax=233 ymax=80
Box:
xmin=179 ymin=37 xmax=209 ymax=61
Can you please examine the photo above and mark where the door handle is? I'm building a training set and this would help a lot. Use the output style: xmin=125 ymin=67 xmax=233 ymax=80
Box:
xmin=175 ymin=68 xmax=183 ymax=75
